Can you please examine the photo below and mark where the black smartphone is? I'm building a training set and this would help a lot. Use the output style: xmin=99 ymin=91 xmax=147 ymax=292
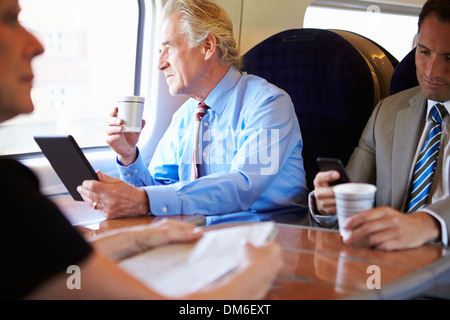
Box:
xmin=316 ymin=157 xmax=351 ymax=186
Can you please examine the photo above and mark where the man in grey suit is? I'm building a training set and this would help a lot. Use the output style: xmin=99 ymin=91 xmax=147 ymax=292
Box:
xmin=310 ymin=0 xmax=450 ymax=251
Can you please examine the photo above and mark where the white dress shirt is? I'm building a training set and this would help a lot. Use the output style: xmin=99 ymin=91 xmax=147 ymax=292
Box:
xmin=309 ymin=99 xmax=450 ymax=245
xmin=416 ymin=100 xmax=449 ymax=245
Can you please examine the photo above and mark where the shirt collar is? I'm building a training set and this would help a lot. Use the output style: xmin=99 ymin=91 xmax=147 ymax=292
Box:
xmin=203 ymin=66 xmax=241 ymax=115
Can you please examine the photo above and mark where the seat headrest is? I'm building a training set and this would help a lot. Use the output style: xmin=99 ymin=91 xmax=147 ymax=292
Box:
xmin=242 ymin=28 xmax=375 ymax=126
xmin=390 ymin=47 xmax=419 ymax=95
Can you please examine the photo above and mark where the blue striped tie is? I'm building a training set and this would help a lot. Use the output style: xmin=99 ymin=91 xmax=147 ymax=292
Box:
xmin=406 ymin=103 xmax=447 ymax=213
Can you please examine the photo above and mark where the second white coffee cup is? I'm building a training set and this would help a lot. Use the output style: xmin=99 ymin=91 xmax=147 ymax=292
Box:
xmin=333 ymin=183 xmax=377 ymax=238
xmin=117 ymin=96 xmax=145 ymax=132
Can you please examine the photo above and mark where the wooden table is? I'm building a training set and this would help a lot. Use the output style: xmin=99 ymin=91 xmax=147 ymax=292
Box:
xmin=270 ymin=224 xmax=449 ymax=299
xmin=54 ymin=197 xmax=450 ymax=300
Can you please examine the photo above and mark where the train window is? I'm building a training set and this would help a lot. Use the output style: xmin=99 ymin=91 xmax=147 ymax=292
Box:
xmin=304 ymin=1 xmax=421 ymax=61
xmin=0 ymin=0 xmax=143 ymax=156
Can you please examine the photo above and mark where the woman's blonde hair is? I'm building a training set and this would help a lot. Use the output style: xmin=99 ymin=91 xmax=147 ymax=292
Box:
xmin=162 ymin=0 xmax=242 ymax=69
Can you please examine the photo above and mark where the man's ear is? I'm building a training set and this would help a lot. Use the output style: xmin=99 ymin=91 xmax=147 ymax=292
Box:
xmin=203 ymin=33 xmax=218 ymax=61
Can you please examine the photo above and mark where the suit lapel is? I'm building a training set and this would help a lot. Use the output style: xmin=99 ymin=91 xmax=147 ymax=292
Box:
xmin=391 ymin=91 xmax=427 ymax=210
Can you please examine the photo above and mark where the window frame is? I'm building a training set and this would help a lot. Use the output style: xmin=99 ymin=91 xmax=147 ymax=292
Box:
xmin=309 ymin=0 xmax=422 ymax=17
xmin=0 ymin=0 xmax=158 ymax=199
xmin=0 ymin=0 xmax=147 ymax=160
xmin=304 ymin=0 xmax=422 ymax=62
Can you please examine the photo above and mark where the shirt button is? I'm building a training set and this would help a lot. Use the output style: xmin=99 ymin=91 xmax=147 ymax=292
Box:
xmin=162 ymin=206 xmax=168 ymax=213
xmin=204 ymin=122 xmax=209 ymax=127
xmin=203 ymin=152 xmax=207 ymax=157
xmin=126 ymin=173 xmax=131 ymax=177
xmin=134 ymin=169 xmax=138 ymax=173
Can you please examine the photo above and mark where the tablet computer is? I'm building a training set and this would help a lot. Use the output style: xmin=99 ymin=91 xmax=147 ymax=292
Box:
xmin=34 ymin=135 xmax=99 ymax=201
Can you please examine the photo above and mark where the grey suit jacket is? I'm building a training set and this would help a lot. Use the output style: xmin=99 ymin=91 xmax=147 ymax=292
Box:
xmin=346 ymin=86 xmax=450 ymax=240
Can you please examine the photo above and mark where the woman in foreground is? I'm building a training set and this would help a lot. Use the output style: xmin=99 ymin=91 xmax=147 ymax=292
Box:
xmin=0 ymin=0 xmax=282 ymax=300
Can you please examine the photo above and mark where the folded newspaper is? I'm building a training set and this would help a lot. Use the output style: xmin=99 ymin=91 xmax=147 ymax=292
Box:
xmin=119 ymin=221 xmax=277 ymax=297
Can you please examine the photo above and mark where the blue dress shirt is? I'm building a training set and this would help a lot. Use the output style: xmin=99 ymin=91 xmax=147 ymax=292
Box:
xmin=118 ymin=67 xmax=307 ymax=223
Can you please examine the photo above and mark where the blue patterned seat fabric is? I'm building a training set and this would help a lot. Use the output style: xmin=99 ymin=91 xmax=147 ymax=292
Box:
xmin=390 ymin=47 xmax=419 ymax=95
xmin=242 ymin=28 xmax=381 ymax=190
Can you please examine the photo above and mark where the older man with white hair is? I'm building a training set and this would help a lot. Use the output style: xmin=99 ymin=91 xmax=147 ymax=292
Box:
xmin=78 ymin=0 xmax=308 ymax=223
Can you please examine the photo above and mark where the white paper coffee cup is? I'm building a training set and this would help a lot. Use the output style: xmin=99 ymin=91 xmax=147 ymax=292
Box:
xmin=333 ymin=183 xmax=377 ymax=238
xmin=117 ymin=96 xmax=145 ymax=132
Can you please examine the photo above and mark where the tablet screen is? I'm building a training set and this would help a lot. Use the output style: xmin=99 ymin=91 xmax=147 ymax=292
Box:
xmin=34 ymin=135 xmax=99 ymax=201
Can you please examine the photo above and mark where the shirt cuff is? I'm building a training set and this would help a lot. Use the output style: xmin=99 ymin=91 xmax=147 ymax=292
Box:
xmin=308 ymin=191 xmax=338 ymax=228
xmin=421 ymin=208 xmax=449 ymax=246
xmin=144 ymin=185 xmax=182 ymax=216
xmin=116 ymin=148 xmax=148 ymax=186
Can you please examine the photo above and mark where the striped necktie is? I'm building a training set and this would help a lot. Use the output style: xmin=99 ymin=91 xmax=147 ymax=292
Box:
xmin=406 ymin=103 xmax=447 ymax=213
xmin=192 ymin=102 xmax=208 ymax=180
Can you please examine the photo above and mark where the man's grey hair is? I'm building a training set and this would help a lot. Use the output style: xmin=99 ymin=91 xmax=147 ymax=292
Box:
xmin=162 ymin=0 xmax=242 ymax=69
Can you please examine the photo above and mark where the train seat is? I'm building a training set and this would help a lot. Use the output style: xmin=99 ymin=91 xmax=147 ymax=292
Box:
xmin=390 ymin=47 xmax=419 ymax=95
xmin=242 ymin=28 xmax=397 ymax=191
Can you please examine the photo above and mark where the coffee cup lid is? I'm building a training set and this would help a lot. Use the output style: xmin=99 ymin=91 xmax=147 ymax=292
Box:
xmin=118 ymin=96 xmax=145 ymax=103
xmin=333 ymin=183 xmax=377 ymax=195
